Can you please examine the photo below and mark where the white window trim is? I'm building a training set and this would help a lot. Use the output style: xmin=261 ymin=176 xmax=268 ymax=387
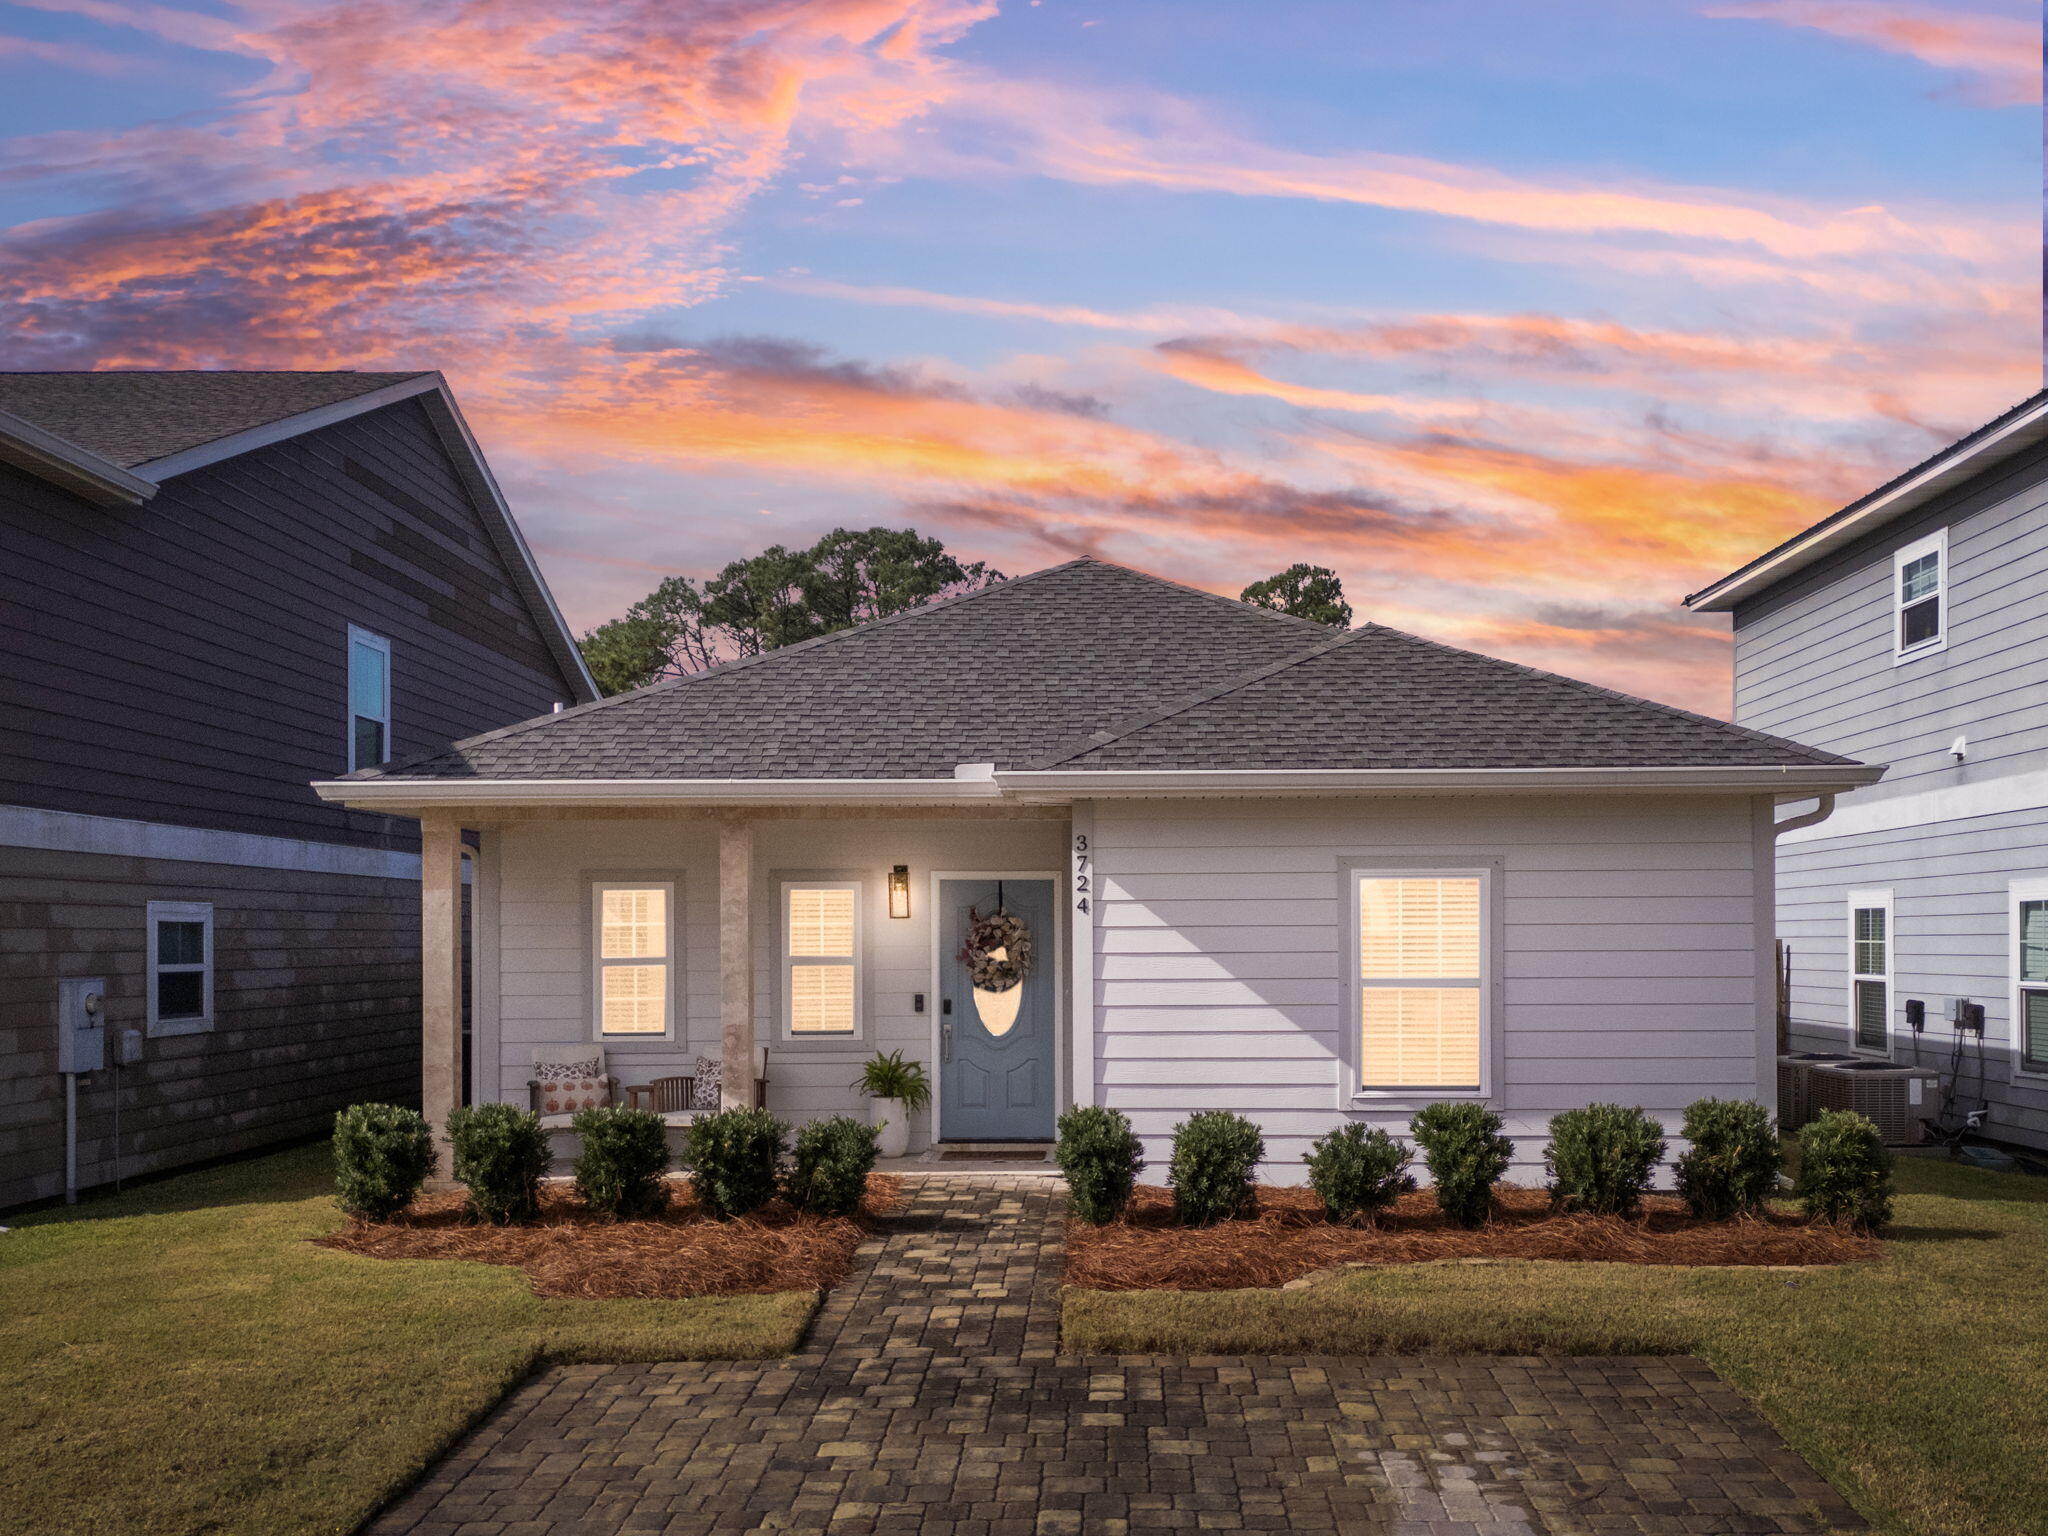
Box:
xmin=146 ymin=899 xmax=214 ymax=1037
xmin=1847 ymin=888 xmax=1893 ymax=1058
xmin=2010 ymin=878 xmax=2048 ymax=1080
xmin=1347 ymin=866 xmax=1495 ymax=1102
xmin=781 ymin=879 xmax=864 ymax=1043
xmin=589 ymin=880 xmax=677 ymax=1042
xmin=1891 ymin=527 xmax=1947 ymax=664
xmin=346 ymin=625 xmax=393 ymax=772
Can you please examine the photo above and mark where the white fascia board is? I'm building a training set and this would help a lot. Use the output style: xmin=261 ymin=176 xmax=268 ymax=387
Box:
xmin=995 ymin=764 xmax=1885 ymax=799
xmin=311 ymin=777 xmax=1008 ymax=809
xmin=127 ymin=375 xmax=444 ymax=481
xmin=0 ymin=409 xmax=158 ymax=506
xmin=1686 ymin=395 xmax=2048 ymax=612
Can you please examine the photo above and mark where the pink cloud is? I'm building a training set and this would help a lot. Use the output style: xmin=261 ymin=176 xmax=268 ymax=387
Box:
xmin=1706 ymin=2 xmax=2040 ymax=105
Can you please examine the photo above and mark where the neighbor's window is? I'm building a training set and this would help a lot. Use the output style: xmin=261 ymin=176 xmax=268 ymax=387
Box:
xmin=592 ymin=882 xmax=674 ymax=1038
xmin=1850 ymin=893 xmax=1891 ymax=1054
xmin=784 ymin=881 xmax=860 ymax=1037
xmin=2018 ymin=892 xmax=2048 ymax=1075
xmin=1357 ymin=874 xmax=1484 ymax=1093
xmin=1893 ymin=530 xmax=1946 ymax=659
xmin=147 ymin=900 xmax=213 ymax=1036
xmin=347 ymin=626 xmax=392 ymax=770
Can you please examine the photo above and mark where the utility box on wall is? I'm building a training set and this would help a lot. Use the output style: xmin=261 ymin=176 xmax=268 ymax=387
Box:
xmin=56 ymin=977 xmax=107 ymax=1075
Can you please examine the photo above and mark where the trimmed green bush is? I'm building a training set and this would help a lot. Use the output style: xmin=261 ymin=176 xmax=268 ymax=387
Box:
xmin=1055 ymin=1106 xmax=1147 ymax=1224
xmin=1795 ymin=1109 xmax=1894 ymax=1231
xmin=785 ymin=1116 xmax=881 ymax=1218
xmin=1545 ymin=1103 xmax=1667 ymax=1217
xmin=331 ymin=1103 xmax=434 ymax=1222
xmin=570 ymin=1106 xmax=671 ymax=1220
xmin=1410 ymin=1102 xmax=1513 ymax=1228
xmin=1674 ymin=1098 xmax=1781 ymax=1220
xmin=685 ymin=1106 xmax=787 ymax=1220
xmin=1303 ymin=1124 xmax=1414 ymax=1225
xmin=1167 ymin=1111 xmax=1264 ymax=1226
xmin=445 ymin=1102 xmax=550 ymax=1225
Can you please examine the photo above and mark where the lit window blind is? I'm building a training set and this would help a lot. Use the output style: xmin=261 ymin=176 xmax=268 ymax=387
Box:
xmin=787 ymin=884 xmax=858 ymax=1034
xmin=1359 ymin=876 xmax=1483 ymax=1091
xmin=595 ymin=885 xmax=669 ymax=1035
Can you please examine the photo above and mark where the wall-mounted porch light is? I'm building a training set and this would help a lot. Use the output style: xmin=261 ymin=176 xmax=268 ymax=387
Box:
xmin=888 ymin=864 xmax=911 ymax=919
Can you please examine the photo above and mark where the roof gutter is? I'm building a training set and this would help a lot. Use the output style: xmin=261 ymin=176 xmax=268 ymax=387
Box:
xmin=312 ymin=774 xmax=1009 ymax=810
xmin=0 ymin=409 xmax=158 ymax=506
xmin=1685 ymin=392 xmax=2048 ymax=612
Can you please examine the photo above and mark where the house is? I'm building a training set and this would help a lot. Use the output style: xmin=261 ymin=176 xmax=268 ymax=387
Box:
xmin=1687 ymin=390 xmax=2048 ymax=1154
xmin=1 ymin=369 xmax=597 ymax=1208
xmin=315 ymin=558 xmax=1876 ymax=1177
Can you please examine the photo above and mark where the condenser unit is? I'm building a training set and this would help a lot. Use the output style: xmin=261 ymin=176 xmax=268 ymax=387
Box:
xmin=1776 ymin=1052 xmax=1857 ymax=1132
xmin=1805 ymin=1060 xmax=1942 ymax=1145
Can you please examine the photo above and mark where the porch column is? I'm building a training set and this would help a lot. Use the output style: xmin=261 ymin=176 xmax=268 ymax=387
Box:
xmin=718 ymin=812 xmax=757 ymax=1109
xmin=420 ymin=812 xmax=467 ymax=1181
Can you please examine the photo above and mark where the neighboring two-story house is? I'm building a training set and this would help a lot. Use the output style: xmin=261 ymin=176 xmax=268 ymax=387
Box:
xmin=1 ymin=370 xmax=596 ymax=1208
xmin=1687 ymin=392 xmax=2048 ymax=1154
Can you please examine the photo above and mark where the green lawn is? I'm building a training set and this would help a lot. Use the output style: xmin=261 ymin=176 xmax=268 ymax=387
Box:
xmin=1065 ymin=1155 xmax=2048 ymax=1536
xmin=2 ymin=1144 xmax=815 ymax=1536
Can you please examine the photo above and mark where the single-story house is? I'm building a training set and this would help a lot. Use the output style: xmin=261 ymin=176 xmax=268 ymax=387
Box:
xmin=316 ymin=558 xmax=1880 ymax=1177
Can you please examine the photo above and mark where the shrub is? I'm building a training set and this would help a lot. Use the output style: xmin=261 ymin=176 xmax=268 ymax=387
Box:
xmin=1167 ymin=1111 xmax=1264 ymax=1226
xmin=685 ymin=1106 xmax=787 ymax=1220
xmin=570 ymin=1106 xmax=671 ymax=1220
xmin=445 ymin=1102 xmax=550 ymax=1225
xmin=1674 ymin=1098 xmax=1781 ymax=1220
xmin=331 ymin=1103 xmax=434 ymax=1222
xmin=785 ymin=1116 xmax=881 ymax=1218
xmin=1795 ymin=1110 xmax=1894 ymax=1231
xmin=1410 ymin=1102 xmax=1513 ymax=1228
xmin=1055 ymin=1106 xmax=1146 ymax=1224
xmin=1303 ymin=1124 xmax=1415 ymax=1225
xmin=1545 ymin=1103 xmax=1667 ymax=1217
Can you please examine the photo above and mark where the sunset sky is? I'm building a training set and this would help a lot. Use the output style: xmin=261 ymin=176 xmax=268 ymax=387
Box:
xmin=1 ymin=0 xmax=2039 ymax=711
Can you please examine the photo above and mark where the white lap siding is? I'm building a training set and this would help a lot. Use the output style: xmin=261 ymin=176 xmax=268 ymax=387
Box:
xmin=1088 ymin=794 xmax=1772 ymax=1183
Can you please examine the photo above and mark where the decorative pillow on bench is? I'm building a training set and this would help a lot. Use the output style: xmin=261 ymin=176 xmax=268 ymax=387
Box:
xmin=692 ymin=1056 xmax=723 ymax=1110
xmin=533 ymin=1054 xmax=607 ymax=1116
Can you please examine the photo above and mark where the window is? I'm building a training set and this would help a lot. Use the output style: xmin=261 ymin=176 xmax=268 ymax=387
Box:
xmin=147 ymin=900 xmax=213 ymax=1036
xmin=591 ymin=883 xmax=674 ymax=1038
xmin=1892 ymin=529 xmax=1946 ymax=660
xmin=784 ymin=881 xmax=860 ymax=1038
xmin=347 ymin=626 xmax=392 ymax=770
xmin=1356 ymin=873 xmax=1486 ymax=1093
xmin=1848 ymin=891 xmax=1892 ymax=1055
xmin=2014 ymin=883 xmax=2048 ymax=1076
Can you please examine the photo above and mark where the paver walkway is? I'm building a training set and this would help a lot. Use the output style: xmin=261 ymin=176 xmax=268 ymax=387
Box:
xmin=366 ymin=1176 xmax=1864 ymax=1536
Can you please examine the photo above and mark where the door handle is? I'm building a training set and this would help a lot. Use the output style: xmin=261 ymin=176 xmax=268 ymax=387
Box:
xmin=941 ymin=1016 xmax=953 ymax=1063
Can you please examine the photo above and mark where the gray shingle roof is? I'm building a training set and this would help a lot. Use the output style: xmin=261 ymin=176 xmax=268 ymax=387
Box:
xmin=0 ymin=370 xmax=431 ymax=467
xmin=357 ymin=558 xmax=1853 ymax=782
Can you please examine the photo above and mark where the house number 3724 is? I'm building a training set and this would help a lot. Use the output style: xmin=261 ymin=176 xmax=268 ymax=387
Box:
xmin=1073 ymin=833 xmax=1090 ymax=914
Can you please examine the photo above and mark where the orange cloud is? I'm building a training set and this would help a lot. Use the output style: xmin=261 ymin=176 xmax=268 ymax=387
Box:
xmin=1706 ymin=2 xmax=2041 ymax=105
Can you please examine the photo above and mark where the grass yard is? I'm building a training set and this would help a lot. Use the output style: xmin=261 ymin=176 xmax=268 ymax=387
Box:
xmin=1066 ymin=1155 xmax=2048 ymax=1536
xmin=2 ymin=1143 xmax=815 ymax=1536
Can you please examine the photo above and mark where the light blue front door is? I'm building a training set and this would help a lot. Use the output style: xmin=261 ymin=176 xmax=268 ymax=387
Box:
xmin=939 ymin=878 xmax=1056 ymax=1141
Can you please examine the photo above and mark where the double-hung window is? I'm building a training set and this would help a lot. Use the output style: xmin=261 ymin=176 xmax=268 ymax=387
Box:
xmin=2014 ymin=882 xmax=2048 ymax=1076
xmin=592 ymin=882 xmax=675 ymax=1038
xmin=347 ymin=626 xmax=392 ymax=770
xmin=1892 ymin=530 xmax=1946 ymax=661
xmin=784 ymin=881 xmax=860 ymax=1038
xmin=1355 ymin=873 xmax=1487 ymax=1094
xmin=147 ymin=900 xmax=213 ymax=1036
xmin=1848 ymin=891 xmax=1892 ymax=1055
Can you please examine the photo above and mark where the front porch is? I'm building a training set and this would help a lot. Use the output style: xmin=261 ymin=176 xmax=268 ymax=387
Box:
xmin=415 ymin=805 xmax=1077 ymax=1168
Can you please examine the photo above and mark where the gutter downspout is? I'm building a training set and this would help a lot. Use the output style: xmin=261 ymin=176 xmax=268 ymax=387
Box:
xmin=1772 ymin=793 xmax=1836 ymax=837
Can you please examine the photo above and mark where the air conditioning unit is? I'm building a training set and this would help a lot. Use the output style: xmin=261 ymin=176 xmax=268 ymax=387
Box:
xmin=1805 ymin=1060 xmax=1942 ymax=1145
xmin=1776 ymin=1052 xmax=1857 ymax=1132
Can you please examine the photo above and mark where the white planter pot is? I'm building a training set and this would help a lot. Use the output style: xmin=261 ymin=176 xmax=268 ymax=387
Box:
xmin=870 ymin=1096 xmax=910 ymax=1158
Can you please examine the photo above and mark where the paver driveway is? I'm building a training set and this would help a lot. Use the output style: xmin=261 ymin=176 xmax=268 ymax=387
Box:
xmin=366 ymin=1175 xmax=1864 ymax=1536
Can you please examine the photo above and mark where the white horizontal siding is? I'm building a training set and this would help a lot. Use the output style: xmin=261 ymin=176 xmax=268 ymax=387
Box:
xmin=1089 ymin=794 xmax=1766 ymax=1184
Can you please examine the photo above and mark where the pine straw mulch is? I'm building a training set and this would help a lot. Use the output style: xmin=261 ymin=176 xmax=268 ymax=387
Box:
xmin=1065 ymin=1184 xmax=1883 ymax=1291
xmin=315 ymin=1174 xmax=902 ymax=1300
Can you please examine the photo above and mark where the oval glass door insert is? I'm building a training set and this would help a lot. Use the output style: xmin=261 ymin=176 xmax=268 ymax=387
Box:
xmin=971 ymin=945 xmax=1023 ymax=1035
